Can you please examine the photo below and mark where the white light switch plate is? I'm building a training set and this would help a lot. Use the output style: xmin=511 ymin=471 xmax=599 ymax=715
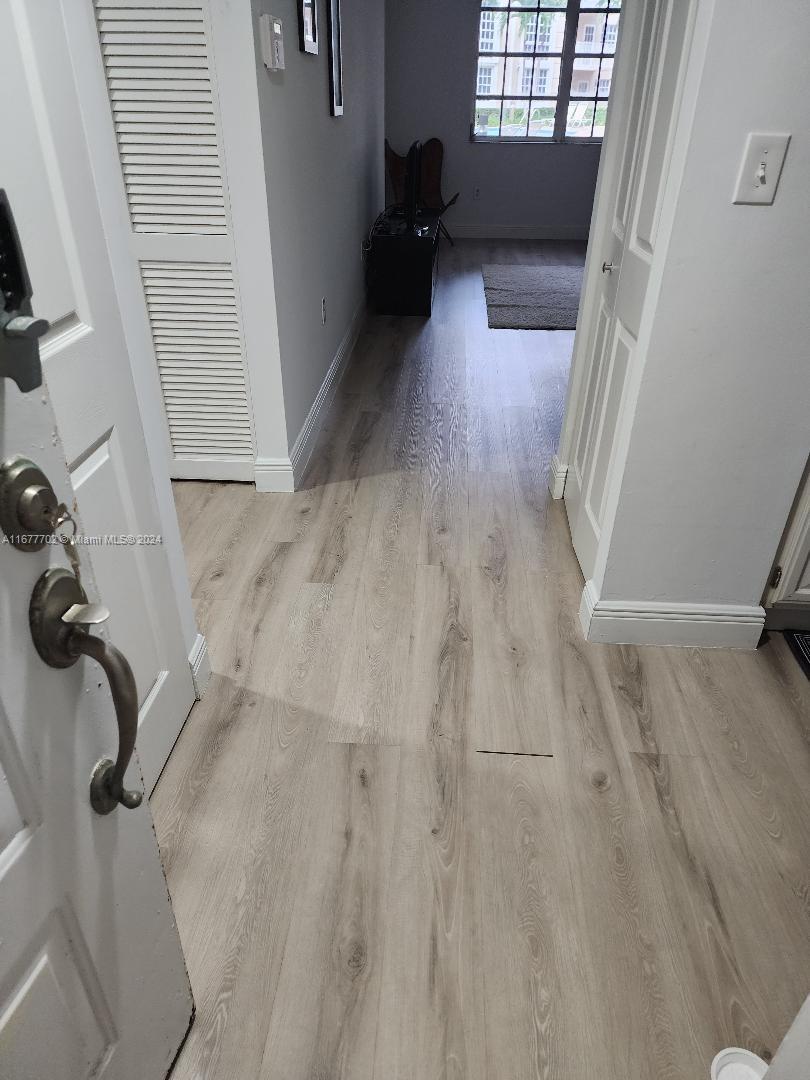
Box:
xmin=732 ymin=132 xmax=790 ymax=205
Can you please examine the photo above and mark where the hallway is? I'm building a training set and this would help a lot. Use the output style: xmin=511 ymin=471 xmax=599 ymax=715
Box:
xmin=154 ymin=241 xmax=810 ymax=1079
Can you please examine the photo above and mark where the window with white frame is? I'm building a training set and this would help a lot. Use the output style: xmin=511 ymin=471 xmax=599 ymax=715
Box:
xmin=473 ymin=0 xmax=622 ymax=142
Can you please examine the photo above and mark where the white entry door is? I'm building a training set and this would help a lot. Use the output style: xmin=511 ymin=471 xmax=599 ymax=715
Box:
xmin=0 ymin=385 xmax=193 ymax=1078
xmin=564 ymin=0 xmax=697 ymax=579
xmin=0 ymin=0 xmax=195 ymax=1074
xmin=1 ymin=0 xmax=197 ymax=790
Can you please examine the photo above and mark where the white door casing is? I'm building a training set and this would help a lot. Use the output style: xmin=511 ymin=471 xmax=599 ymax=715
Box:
xmin=4 ymin=0 xmax=199 ymax=791
xmin=765 ymin=995 xmax=810 ymax=1080
xmin=562 ymin=0 xmax=699 ymax=585
xmin=763 ymin=457 xmax=810 ymax=623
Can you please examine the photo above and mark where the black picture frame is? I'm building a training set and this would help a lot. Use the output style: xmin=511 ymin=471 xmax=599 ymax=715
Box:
xmin=298 ymin=0 xmax=318 ymax=55
xmin=327 ymin=0 xmax=343 ymax=116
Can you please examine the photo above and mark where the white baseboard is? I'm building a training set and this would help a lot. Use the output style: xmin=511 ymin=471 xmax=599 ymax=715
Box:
xmin=289 ymin=301 xmax=366 ymax=487
xmin=547 ymin=454 xmax=568 ymax=499
xmin=171 ymin=456 xmax=254 ymax=482
xmin=254 ymin=457 xmax=295 ymax=492
xmin=188 ymin=632 xmax=211 ymax=698
xmin=579 ymin=579 xmax=765 ymax=649
xmin=450 ymin=223 xmax=589 ymax=241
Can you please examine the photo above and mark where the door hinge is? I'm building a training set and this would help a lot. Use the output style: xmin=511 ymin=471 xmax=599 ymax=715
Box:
xmin=770 ymin=565 xmax=783 ymax=589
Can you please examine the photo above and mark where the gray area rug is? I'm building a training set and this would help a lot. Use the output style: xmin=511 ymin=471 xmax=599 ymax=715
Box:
xmin=482 ymin=264 xmax=584 ymax=330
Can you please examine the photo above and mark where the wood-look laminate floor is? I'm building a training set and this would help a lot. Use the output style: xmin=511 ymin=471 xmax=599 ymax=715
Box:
xmin=155 ymin=240 xmax=810 ymax=1080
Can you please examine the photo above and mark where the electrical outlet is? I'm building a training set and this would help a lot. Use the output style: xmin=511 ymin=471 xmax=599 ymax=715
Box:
xmin=321 ymin=297 xmax=326 ymax=325
xmin=473 ymin=185 xmax=481 ymax=201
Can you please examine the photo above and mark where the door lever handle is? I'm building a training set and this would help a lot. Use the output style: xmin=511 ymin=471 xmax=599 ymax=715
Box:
xmin=29 ymin=567 xmax=143 ymax=814
xmin=78 ymin=634 xmax=143 ymax=814
xmin=62 ymin=601 xmax=111 ymax=625
xmin=4 ymin=315 xmax=50 ymax=340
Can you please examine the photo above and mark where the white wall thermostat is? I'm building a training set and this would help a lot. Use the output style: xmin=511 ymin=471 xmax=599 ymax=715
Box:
xmin=260 ymin=14 xmax=285 ymax=71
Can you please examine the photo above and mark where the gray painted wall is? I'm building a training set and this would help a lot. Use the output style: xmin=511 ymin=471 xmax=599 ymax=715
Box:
xmin=385 ymin=0 xmax=601 ymax=238
xmin=251 ymin=0 xmax=385 ymax=447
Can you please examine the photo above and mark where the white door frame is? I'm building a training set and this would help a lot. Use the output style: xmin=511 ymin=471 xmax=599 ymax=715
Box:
xmin=766 ymin=995 xmax=810 ymax=1079
xmin=763 ymin=456 xmax=810 ymax=629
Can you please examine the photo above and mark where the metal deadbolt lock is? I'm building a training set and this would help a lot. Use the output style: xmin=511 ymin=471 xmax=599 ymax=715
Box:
xmin=0 ymin=455 xmax=61 ymax=550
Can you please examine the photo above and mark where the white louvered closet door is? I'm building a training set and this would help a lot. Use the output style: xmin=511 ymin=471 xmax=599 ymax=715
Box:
xmin=95 ymin=0 xmax=256 ymax=479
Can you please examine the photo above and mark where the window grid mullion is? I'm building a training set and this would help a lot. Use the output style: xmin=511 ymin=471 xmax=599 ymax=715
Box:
xmin=498 ymin=21 xmax=508 ymax=137
xmin=554 ymin=0 xmax=579 ymax=141
xmin=590 ymin=8 xmax=610 ymax=135
xmin=471 ymin=51 xmax=565 ymax=59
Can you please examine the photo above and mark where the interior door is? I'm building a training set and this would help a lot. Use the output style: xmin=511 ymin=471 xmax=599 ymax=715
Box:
xmin=1 ymin=0 xmax=197 ymax=790
xmin=86 ymin=0 xmax=257 ymax=482
xmin=565 ymin=0 xmax=695 ymax=579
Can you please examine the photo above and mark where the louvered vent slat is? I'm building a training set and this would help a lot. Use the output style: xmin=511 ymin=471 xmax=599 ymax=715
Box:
xmin=103 ymin=53 xmax=210 ymax=67
xmin=121 ymin=157 xmax=221 ymax=168
xmin=145 ymin=286 xmax=236 ymax=294
xmin=95 ymin=2 xmax=226 ymax=235
xmin=113 ymin=112 xmax=215 ymax=124
xmin=109 ymin=79 xmax=212 ymax=92
xmin=100 ymin=0 xmax=204 ymax=10
xmin=130 ymin=184 xmax=222 ymax=194
xmin=140 ymin=262 xmax=253 ymax=459
xmin=110 ymin=93 xmax=214 ymax=105
xmin=99 ymin=20 xmax=204 ymax=32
